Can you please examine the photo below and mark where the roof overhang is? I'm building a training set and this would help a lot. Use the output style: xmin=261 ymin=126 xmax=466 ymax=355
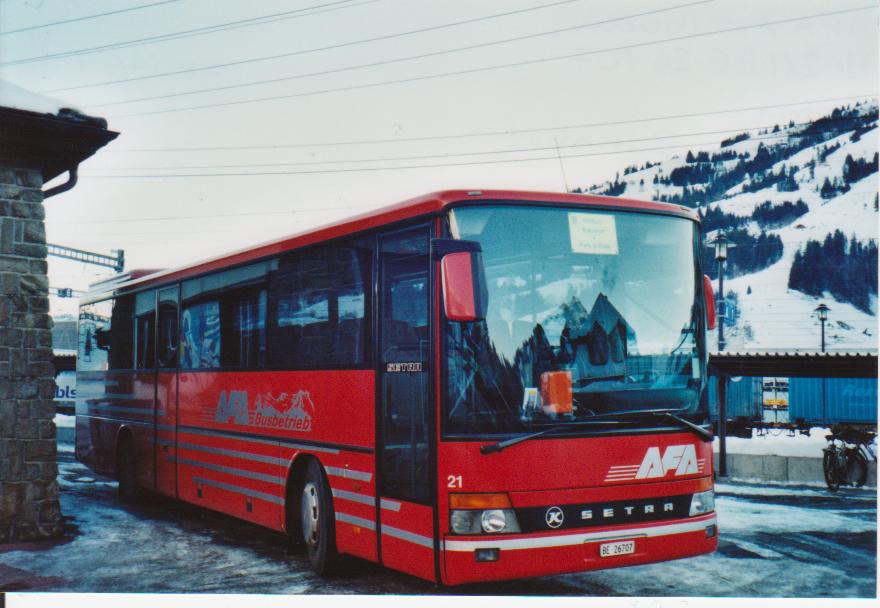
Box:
xmin=0 ymin=105 xmax=118 ymax=182
xmin=709 ymin=351 xmax=878 ymax=379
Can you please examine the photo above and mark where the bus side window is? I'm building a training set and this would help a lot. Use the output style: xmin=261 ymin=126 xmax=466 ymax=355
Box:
xmin=134 ymin=290 xmax=156 ymax=369
xmin=181 ymin=260 xmax=275 ymax=370
xmin=180 ymin=300 xmax=220 ymax=369
xmin=222 ymin=287 xmax=267 ymax=368
xmin=108 ymin=295 xmax=134 ymax=370
xmin=269 ymin=237 xmax=372 ymax=368
xmin=157 ymin=287 xmax=179 ymax=369
xmin=78 ymin=299 xmax=114 ymax=372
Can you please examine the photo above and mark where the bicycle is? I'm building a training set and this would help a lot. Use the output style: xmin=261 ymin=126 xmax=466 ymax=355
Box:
xmin=822 ymin=425 xmax=876 ymax=492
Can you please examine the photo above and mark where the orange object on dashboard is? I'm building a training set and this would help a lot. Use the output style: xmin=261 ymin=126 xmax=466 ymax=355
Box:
xmin=540 ymin=371 xmax=572 ymax=415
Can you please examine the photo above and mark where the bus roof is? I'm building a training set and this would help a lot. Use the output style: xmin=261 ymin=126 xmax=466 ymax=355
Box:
xmin=82 ymin=189 xmax=697 ymax=303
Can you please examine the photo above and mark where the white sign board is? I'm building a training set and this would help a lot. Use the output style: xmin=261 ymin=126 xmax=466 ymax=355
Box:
xmin=568 ymin=212 xmax=619 ymax=255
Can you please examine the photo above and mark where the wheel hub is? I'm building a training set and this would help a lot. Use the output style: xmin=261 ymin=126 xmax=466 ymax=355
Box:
xmin=301 ymin=481 xmax=320 ymax=547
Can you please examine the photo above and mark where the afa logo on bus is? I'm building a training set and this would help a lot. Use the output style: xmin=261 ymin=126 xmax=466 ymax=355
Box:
xmin=213 ymin=389 xmax=314 ymax=432
xmin=605 ymin=444 xmax=703 ymax=482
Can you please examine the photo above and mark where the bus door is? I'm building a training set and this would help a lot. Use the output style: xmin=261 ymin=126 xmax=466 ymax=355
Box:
xmin=155 ymin=286 xmax=179 ymax=497
xmin=377 ymin=226 xmax=435 ymax=580
xmin=133 ymin=290 xmax=157 ymax=492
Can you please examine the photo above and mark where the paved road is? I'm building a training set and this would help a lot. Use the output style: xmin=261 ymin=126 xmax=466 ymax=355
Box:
xmin=0 ymin=447 xmax=875 ymax=597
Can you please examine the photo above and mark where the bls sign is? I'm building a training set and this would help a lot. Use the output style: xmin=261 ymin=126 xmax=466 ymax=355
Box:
xmin=635 ymin=444 xmax=699 ymax=479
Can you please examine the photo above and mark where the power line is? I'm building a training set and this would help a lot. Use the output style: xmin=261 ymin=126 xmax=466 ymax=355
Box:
xmin=113 ymin=95 xmax=877 ymax=152
xmin=106 ymin=5 xmax=879 ymax=119
xmin=80 ymin=129 xmax=880 ymax=177
xmin=80 ymin=138 xmax=793 ymax=178
xmin=93 ymin=122 xmax=799 ymax=170
xmin=90 ymin=0 xmax=720 ymax=107
xmin=0 ymin=1 xmax=180 ymax=36
xmin=88 ymin=117 xmax=880 ymax=171
xmin=41 ymin=0 xmax=590 ymax=93
xmin=0 ymin=0 xmax=369 ymax=67
xmin=54 ymin=206 xmax=358 ymax=225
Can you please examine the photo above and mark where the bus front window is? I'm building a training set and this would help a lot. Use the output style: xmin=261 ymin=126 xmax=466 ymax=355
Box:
xmin=444 ymin=204 xmax=707 ymax=436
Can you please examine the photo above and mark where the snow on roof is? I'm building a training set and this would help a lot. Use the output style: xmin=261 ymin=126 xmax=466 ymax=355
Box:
xmin=0 ymin=77 xmax=79 ymax=116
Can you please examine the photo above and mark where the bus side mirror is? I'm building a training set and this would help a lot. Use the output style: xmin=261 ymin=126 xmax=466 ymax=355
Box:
xmin=703 ymin=275 xmax=716 ymax=330
xmin=433 ymin=239 xmax=488 ymax=322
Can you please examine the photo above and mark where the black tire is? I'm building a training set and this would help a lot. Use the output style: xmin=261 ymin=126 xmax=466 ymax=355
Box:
xmin=823 ymin=448 xmax=841 ymax=492
xmin=845 ymin=449 xmax=869 ymax=488
xmin=116 ymin=437 xmax=142 ymax=503
xmin=300 ymin=459 xmax=339 ymax=575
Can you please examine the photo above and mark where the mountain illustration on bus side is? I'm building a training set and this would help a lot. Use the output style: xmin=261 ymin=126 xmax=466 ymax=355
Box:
xmin=252 ymin=390 xmax=315 ymax=431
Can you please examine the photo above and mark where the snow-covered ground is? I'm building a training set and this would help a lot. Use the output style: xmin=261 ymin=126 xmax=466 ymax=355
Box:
xmin=712 ymin=426 xmax=877 ymax=458
xmin=0 ymin=453 xmax=874 ymax=599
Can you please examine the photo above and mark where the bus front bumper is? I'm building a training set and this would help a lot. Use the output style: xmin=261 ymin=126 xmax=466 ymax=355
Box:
xmin=441 ymin=512 xmax=717 ymax=585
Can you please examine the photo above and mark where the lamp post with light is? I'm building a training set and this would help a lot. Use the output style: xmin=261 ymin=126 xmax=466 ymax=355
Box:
xmin=814 ymin=303 xmax=830 ymax=422
xmin=709 ymin=233 xmax=735 ymax=479
xmin=814 ymin=303 xmax=830 ymax=352
xmin=710 ymin=234 xmax=736 ymax=352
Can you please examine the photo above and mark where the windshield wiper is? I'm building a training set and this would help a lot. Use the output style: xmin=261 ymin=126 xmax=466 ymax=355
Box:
xmin=479 ymin=421 xmax=622 ymax=455
xmin=587 ymin=408 xmax=714 ymax=441
xmin=479 ymin=409 xmax=712 ymax=455
xmin=656 ymin=411 xmax=714 ymax=441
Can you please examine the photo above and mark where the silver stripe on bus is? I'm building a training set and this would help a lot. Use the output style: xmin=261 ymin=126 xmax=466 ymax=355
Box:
xmin=78 ymin=391 xmax=136 ymax=399
xmin=178 ymin=442 xmax=281 ymax=465
xmin=77 ymin=415 xmax=174 ymax=434
xmin=380 ymin=499 xmax=401 ymax=512
xmin=77 ymin=379 xmax=120 ymax=385
xmin=178 ymin=458 xmax=284 ymax=485
xmin=442 ymin=515 xmax=717 ymax=552
xmin=325 ymin=466 xmax=372 ymax=482
xmin=77 ymin=414 xmax=153 ymax=428
xmin=192 ymin=477 xmax=283 ymax=505
xmin=87 ymin=403 xmax=152 ymax=416
xmin=180 ymin=426 xmax=339 ymax=455
xmin=335 ymin=512 xmax=376 ymax=531
xmin=331 ymin=488 xmax=374 ymax=506
xmin=380 ymin=524 xmax=434 ymax=549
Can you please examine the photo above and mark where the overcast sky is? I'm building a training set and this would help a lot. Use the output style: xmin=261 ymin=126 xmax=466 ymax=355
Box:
xmin=0 ymin=0 xmax=877 ymax=316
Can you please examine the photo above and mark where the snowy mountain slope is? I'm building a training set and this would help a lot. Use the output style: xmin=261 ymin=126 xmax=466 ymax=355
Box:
xmin=579 ymin=102 xmax=878 ymax=352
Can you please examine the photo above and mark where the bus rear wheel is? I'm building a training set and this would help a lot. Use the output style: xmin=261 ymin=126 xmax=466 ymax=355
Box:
xmin=300 ymin=459 xmax=339 ymax=575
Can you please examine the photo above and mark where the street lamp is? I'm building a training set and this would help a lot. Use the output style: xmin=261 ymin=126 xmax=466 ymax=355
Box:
xmin=710 ymin=233 xmax=736 ymax=352
xmin=814 ymin=303 xmax=830 ymax=352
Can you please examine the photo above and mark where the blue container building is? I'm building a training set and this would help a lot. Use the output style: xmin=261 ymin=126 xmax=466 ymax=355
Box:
xmin=788 ymin=377 xmax=878 ymax=426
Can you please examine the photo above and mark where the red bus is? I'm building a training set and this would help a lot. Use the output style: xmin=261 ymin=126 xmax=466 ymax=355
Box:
xmin=75 ymin=189 xmax=718 ymax=585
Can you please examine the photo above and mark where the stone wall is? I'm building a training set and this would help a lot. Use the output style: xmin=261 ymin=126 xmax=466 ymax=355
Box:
xmin=0 ymin=165 xmax=62 ymax=542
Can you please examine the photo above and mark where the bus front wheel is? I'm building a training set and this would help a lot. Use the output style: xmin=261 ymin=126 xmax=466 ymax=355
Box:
xmin=300 ymin=459 xmax=339 ymax=575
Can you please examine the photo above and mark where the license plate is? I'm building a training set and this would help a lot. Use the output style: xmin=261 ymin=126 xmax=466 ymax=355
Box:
xmin=599 ymin=540 xmax=635 ymax=557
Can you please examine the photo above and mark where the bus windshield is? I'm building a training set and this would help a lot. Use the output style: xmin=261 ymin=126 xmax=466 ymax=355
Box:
xmin=444 ymin=204 xmax=707 ymax=436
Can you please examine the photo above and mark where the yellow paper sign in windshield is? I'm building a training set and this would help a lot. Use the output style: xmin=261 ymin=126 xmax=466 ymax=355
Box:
xmin=568 ymin=212 xmax=619 ymax=255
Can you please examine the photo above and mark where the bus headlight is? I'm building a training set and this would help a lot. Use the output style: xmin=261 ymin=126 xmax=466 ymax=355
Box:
xmin=689 ymin=489 xmax=715 ymax=516
xmin=450 ymin=493 xmax=521 ymax=534
xmin=450 ymin=509 xmax=521 ymax=534
xmin=451 ymin=510 xmax=479 ymax=534
xmin=481 ymin=509 xmax=520 ymax=533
